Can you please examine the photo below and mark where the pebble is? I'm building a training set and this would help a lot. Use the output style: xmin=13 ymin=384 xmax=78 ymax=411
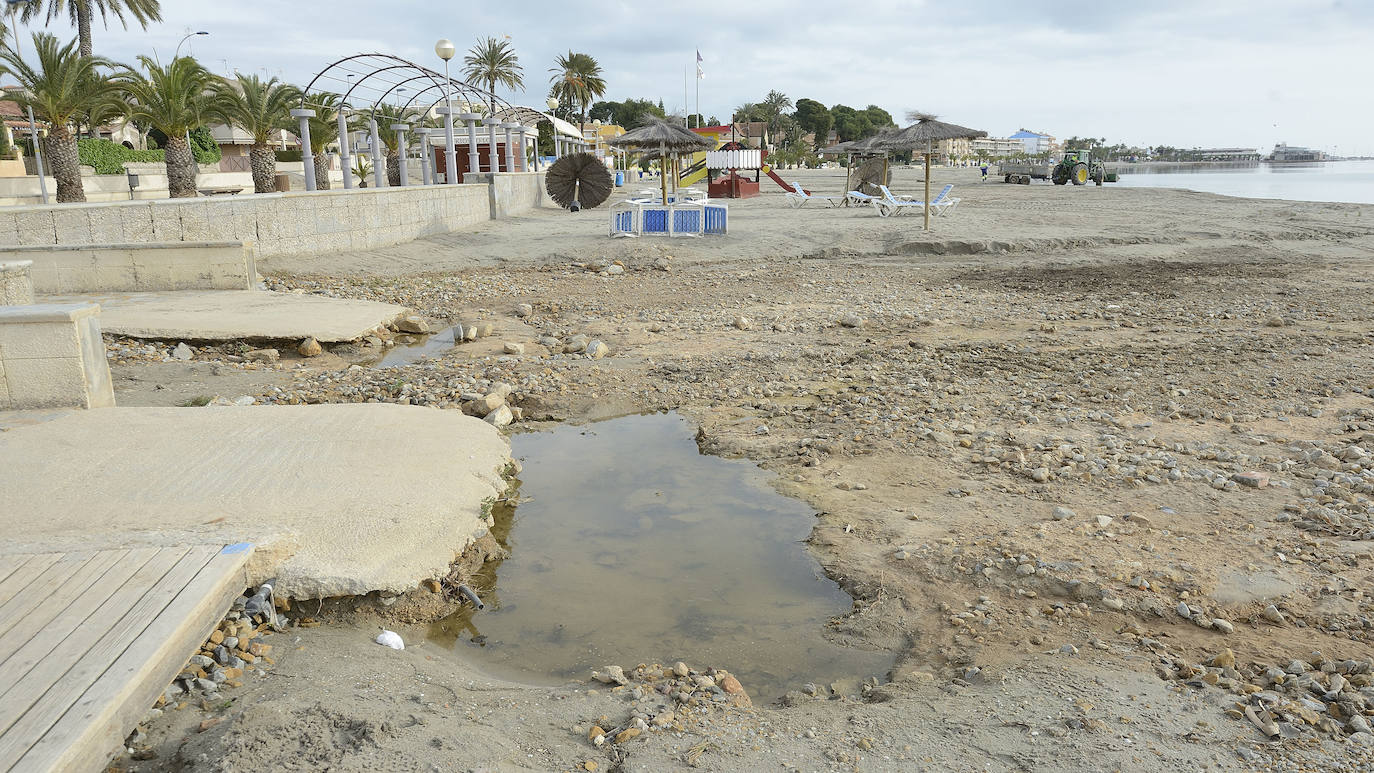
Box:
xmin=1263 ymin=604 xmax=1287 ymax=625
xmin=503 ymin=342 xmax=525 ymax=355
xmin=515 ymin=303 xmax=533 ymax=318
xmin=1232 ymin=471 xmax=1270 ymax=488
xmin=1212 ymin=619 xmax=1235 ymax=634
xmin=172 ymin=342 xmax=193 ymax=360
xmin=245 ymin=348 xmax=279 ymax=363
xmin=585 ymin=340 xmax=609 ymax=359
xmin=839 ymin=313 xmax=864 ymax=328
xmin=593 ymin=665 xmax=628 ymax=685
xmin=1052 ymin=506 xmax=1075 ymax=521
xmin=733 ymin=315 xmax=752 ymax=330
xmin=672 ymin=662 xmax=690 ymax=677
xmin=297 ymin=337 xmax=322 ymax=357
xmin=484 ymin=404 xmax=514 ymax=428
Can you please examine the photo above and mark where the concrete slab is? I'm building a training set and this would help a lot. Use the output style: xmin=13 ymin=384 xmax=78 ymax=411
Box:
xmin=0 ymin=404 xmax=510 ymax=598
xmin=38 ymin=290 xmax=407 ymax=343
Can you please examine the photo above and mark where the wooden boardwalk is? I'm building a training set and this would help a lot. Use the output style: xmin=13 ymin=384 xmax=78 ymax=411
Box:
xmin=0 ymin=544 xmax=252 ymax=773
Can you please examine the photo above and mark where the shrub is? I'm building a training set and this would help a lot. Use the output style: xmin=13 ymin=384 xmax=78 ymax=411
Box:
xmin=77 ymin=138 xmax=165 ymax=174
xmin=275 ymin=149 xmax=302 ymax=162
xmin=189 ymin=126 xmax=221 ymax=165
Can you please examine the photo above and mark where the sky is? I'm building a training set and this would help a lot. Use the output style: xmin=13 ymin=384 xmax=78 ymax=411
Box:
xmin=4 ymin=0 xmax=1368 ymax=155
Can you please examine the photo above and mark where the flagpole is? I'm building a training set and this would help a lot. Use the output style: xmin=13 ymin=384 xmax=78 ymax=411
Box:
xmin=683 ymin=66 xmax=689 ymax=127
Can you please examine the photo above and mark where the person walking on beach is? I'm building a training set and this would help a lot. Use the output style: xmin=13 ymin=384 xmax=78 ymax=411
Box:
xmin=980 ymin=164 xmax=989 ymax=182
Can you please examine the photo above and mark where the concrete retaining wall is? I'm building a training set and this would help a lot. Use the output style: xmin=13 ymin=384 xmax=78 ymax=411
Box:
xmin=463 ymin=171 xmax=550 ymax=219
xmin=1 ymin=261 xmax=34 ymax=305
xmin=0 ymin=302 xmax=114 ymax=410
xmin=0 ymin=183 xmax=505 ymax=259
xmin=2 ymin=242 xmax=256 ymax=293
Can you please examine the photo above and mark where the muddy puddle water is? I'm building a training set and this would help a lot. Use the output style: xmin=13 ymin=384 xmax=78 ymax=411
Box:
xmin=362 ymin=327 xmax=457 ymax=367
xmin=428 ymin=412 xmax=890 ymax=700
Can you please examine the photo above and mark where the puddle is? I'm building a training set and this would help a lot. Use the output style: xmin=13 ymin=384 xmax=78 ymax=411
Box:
xmin=428 ymin=412 xmax=890 ymax=700
xmin=361 ymin=327 xmax=457 ymax=367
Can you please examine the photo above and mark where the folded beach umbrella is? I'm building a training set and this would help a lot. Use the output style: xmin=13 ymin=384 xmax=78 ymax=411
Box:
xmin=546 ymin=152 xmax=614 ymax=210
xmin=875 ymin=114 xmax=987 ymax=230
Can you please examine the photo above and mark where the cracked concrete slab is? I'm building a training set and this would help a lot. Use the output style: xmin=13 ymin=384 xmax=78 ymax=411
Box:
xmin=39 ymin=290 xmax=407 ymax=342
xmin=0 ymin=404 xmax=510 ymax=598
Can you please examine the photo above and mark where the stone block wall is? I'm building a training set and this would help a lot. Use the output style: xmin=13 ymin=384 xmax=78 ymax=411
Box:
xmin=0 ymin=182 xmax=503 ymax=260
xmin=0 ymin=303 xmax=114 ymax=409
xmin=1 ymin=261 xmax=34 ymax=305
xmin=3 ymin=242 xmax=256 ymax=293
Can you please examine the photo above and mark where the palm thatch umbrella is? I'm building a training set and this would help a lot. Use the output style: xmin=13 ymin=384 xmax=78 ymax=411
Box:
xmin=546 ymin=152 xmax=614 ymax=210
xmin=608 ymin=119 xmax=713 ymax=203
xmin=876 ymin=114 xmax=987 ymax=230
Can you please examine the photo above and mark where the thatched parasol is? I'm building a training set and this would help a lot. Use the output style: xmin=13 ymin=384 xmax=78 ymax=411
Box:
xmin=546 ymin=153 xmax=614 ymax=210
xmin=848 ymin=158 xmax=891 ymax=196
xmin=876 ymin=113 xmax=987 ymax=230
xmin=609 ymin=119 xmax=714 ymax=203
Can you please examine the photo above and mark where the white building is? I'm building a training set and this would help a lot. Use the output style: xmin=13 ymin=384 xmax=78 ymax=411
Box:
xmin=1009 ymin=129 xmax=1056 ymax=155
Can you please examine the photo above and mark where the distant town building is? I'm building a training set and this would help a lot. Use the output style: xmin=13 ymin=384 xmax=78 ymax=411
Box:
xmin=970 ymin=137 xmax=1027 ymax=157
xmin=1268 ymin=143 xmax=1325 ymax=162
xmin=1009 ymin=129 xmax=1057 ymax=155
xmin=1193 ymin=148 xmax=1260 ymax=161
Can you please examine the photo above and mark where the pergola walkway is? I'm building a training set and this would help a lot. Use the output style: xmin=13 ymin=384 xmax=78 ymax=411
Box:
xmin=0 ymin=544 xmax=251 ymax=772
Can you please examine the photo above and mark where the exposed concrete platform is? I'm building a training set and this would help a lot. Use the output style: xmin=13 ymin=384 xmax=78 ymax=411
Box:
xmin=37 ymin=290 xmax=408 ymax=343
xmin=0 ymin=404 xmax=510 ymax=598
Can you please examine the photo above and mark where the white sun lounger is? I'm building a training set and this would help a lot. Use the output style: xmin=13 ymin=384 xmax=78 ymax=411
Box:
xmin=784 ymin=182 xmax=846 ymax=208
xmin=874 ymin=184 xmax=960 ymax=217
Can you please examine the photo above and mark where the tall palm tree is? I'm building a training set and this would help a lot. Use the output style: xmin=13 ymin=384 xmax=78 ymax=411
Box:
xmin=0 ymin=32 xmax=118 ymax=202
xmin=20 ymin=0 xmax=162 ymax=58
xmin=303 ymin=92 xmax=345 ymax=190
xmin=115 ymin=55 xmax=223 ymax=198
xmin=210 ymin=74 xmax=298 ymax=194
xmin=761 ymin=90 xmax=792 ymax=135
xmin=547 ymin=51 xmax=604 ymax=127
xmin=462 ymin=36 xmax=522 ymax=114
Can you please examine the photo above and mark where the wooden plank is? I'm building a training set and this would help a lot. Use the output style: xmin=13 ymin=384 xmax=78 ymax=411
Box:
xmin=0 ymin=546 xmax=193 ymax=733
xmin=0 ymin=549 xmax=170 ymax=705
xmin=0 ymin=554 xmax=61 ymax=609
xmin=20 ymin=544 xmax=253 ymax=773
xmin=0 ymin=549 xmax=142 ymax=674
xmin=0 ymin=551 xmax=121 ymax=660
xmin=0 ymin=555 xmax=33 ymax=588
xmin=0 ymin=546 xmax=216 ymax=768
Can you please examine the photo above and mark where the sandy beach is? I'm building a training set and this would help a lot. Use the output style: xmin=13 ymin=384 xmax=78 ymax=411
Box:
xmin=110 ymin=171 xmax=1374 ymax=771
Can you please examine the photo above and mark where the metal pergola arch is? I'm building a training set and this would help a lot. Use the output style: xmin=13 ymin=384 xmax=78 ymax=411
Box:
xmin=291 ymin=52 xmax=523 ymax=190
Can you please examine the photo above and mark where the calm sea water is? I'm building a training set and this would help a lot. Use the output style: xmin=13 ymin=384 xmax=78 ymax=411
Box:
xmin=1113 ymin=160 xmax=1374 ymax=204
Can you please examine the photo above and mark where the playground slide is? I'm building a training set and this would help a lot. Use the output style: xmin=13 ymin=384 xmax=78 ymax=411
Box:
xmin=761 ymin=164 xmax=807 ymax=194
xmin=680 ymin=166 xmax=708 ymax=187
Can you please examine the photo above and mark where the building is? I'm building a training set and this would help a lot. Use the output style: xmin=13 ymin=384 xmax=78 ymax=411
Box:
xmin=1193 ymin=148 xmax=1260 ymax=161
xmin=970 ymin=137 xmax=1028 ymax=157
xmin=1009 ymin=129 xmax=1057 ymax=155
xmin=1268 ymin=143 xmax=1325 ymax=162
xmin=731 ymin=121 xmax=771 ymax=151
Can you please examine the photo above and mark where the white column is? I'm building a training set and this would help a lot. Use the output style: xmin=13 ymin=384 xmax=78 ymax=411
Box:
xmin=391 ymin=124 xmax=410 ymax=186
xmin=369 ymin=116 xmax=385 ymax=188
xmin=483 ymin=117 xmax=500 ymax=172
xmin=291 ymin=108 xmax=317 ymax=191
xmin=458 ymin=112 xmax=482 ymax=181
xmin=415 ymin=128 xmax=432 ymax=185
xmin=337 ymin=111 xmax=354 ymax=189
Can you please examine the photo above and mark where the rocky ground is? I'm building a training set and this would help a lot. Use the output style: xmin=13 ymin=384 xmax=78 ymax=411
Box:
xmin=108 ymin=170 xmax=1374 ymax=771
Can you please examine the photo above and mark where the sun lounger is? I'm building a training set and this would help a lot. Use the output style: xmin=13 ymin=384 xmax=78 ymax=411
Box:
xmin=873 ymin=184 xmax=960 ymax=217
xmin=784 ymin=182 xmax=846 ymax=208
xmin=845 ymin=190 xmax=876 ymax=207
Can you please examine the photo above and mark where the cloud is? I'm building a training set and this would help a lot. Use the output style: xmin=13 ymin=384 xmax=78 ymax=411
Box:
xmin=10 ymin=0 xmax=1366 ymax=154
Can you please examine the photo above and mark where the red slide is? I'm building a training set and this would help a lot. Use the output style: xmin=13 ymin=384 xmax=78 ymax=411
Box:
xmin=763 ymin=165 xmax=807 ymax=195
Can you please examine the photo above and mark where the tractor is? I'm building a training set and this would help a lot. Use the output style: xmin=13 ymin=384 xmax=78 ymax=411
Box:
xmin=1051 ymin=149 xmax=1108 ymax=186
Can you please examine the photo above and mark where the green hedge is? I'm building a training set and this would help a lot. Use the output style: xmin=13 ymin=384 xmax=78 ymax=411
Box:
xmin=77 ymin=138 xmax=165 ymax=174
xmin=275 ymin=149 xmax=302 ymax=162
xmin=189 ymin=126 xmax=221 ymax=165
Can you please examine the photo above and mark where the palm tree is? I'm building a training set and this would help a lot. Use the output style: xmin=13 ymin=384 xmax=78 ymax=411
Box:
xmin=303 ymin=92 xmax=345 ymax=190
xmin=210 ymin=74 xmax=298 ymax=194
xmin=547 ymin=51 xmax=604 ymax=127
xmin=761 ymin=90 xmax=792 ymax=135
xmin=0 ymin=32 xmax=118 ymax=202
xmin=115 ymin=55 xmax=223 ymax=198
xmin=462 ymin=36 xmax=522 ymax=114
xmin=19 ymin=0 xmax=162 ymax=58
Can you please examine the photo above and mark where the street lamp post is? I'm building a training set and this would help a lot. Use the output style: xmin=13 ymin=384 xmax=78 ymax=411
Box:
xmin=546 ymin=97 xmax=559 ymax=161
xmin=435 ymin=39 xmax=458 ymax=183
xmin=5 ymin=0 xmax=30 ymax=57
xmin=174 ymin=30 xmax=209 ymax=60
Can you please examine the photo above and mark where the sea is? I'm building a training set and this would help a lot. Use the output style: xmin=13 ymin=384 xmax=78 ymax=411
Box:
xmin=1112 ymin=160 xmax=1374 ymax=205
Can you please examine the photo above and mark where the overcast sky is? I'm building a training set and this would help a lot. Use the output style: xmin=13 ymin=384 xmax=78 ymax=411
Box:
xmin=10 ymin=0 xmax=1367 ymax=155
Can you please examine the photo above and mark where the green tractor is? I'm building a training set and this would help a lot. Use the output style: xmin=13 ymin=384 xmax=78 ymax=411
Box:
xmin=1051 ymin=149 xmax=1109 ymax=186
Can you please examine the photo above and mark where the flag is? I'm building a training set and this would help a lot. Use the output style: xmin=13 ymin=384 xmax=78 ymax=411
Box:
xmin=696 ymin=49 xmax=704 ymax=80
